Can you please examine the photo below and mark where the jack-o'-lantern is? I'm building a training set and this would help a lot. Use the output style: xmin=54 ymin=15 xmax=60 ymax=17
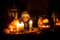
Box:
xmin=7 ymin=19 xmax=20 ymax=33
xmin=38 ymin=15 xmax=50 ymax=30
xmin=56 ymin=18 xmax=60 ymax=26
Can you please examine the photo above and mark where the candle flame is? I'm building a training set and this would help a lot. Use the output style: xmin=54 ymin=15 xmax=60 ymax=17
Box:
xmin=21 ymin=22 xmax=24 ymax=26
xmin=29 ymin=20 xmax=33 ymax=24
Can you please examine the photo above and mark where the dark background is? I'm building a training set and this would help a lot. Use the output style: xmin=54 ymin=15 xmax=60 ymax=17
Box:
xmin=0 ymin=0 xmax=60 ymax=17
xmin=0 ymin=0 xmax=60 ymax=40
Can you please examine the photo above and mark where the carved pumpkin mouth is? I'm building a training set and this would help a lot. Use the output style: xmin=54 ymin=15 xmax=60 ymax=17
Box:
xmin=42 ymin=25 xmax=50 ymax=28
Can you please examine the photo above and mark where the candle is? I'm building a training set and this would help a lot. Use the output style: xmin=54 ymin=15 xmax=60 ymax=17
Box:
xmin=16 ymin=24 xmax=21 ymax=31
xmin=29 ymin=20 xmax=33 ymax=31
xmin=16 ymin=22 xmax=24 ymax=31
xmin=20 ymin=22 xmax=24 ymax=31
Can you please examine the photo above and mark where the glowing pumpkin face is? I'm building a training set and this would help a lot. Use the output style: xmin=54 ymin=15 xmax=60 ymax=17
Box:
xmin=38 ymin=17 xmax=50 ymax=30
xmin=56 ymin=18 xmax=60 ymax=26
xmin=8 ymin=19 xmax=20 ymax=30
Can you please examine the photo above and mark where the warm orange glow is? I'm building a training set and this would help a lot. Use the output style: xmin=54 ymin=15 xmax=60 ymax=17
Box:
xmin=56 ymin=18 xmax=60 ymax=26
xmin=29 ymin=20 xmax=33 ymax=31
xmin=4 ymin=29 xmax=10 ymax=34
xmin=43 ymin=19 xmax=49 ymax=23
xmin=56 ymin=18 xmax=58 ymax=21
xmin=56 ymin=23 xmax=60 ymax=25
xmin=29 ymin=20 xmax=33 ymax=24
xmin=10 ymin=28 xmax=13 ymax=32
xmin=42 ymin=25 xmax=45 ymax=27
xmin=7 ymin=19 xmax=24 ymax=33
xmin=46 ymin=25 xmax=50 ymax=28
xmin=42 ymin=25 xmax=50 ymax=28
xmin=13 ymin=19 xmax=20 ymax=25
xmin=16 ymin=23 xmax=21 ymax=27
xmin=38 ymin=17 xmax=43 ymax=28
xmin=18 ymin=22 xmax=24 ymax=31
xmin=38 ymin=17 xmax=50 ymax=29
xmin=5 ymin=19 xmax=20 ymax=33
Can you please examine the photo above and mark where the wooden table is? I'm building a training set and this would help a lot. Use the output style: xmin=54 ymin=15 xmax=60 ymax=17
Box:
xmin=4 ymin=28 xmax=42 ymax=34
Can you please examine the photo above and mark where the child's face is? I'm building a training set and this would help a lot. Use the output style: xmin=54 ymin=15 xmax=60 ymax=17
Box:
xmin=22 ymin=14 xmax=30 ymax=22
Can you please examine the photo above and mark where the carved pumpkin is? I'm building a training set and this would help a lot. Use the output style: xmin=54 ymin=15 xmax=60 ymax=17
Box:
xmin=56 ymin=18 xmax=60 ymax=26
xmin=38 ymin=16 xmax=50 ymax=30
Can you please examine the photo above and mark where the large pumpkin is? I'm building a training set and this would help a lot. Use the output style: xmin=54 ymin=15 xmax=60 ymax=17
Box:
xmin=38 ymin=16 xmax=50 ymax=30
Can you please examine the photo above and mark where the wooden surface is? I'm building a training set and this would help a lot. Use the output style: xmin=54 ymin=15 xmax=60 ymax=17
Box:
xmin=4 ymin=27 xmax=42 ymax=34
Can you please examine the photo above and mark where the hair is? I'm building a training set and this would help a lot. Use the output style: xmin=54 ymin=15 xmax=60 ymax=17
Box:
xmin=21 ymin=11 xmax=30 ymax=19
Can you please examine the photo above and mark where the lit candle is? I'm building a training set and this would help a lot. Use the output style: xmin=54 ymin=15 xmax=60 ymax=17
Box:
xmin=29 ymin=20 xmax=33 ymax=31
xmin=20 ymin=22 xmax=24 ymax=31
xmin=16 ymin=22 xmax=24 ymax=31
xmin=16 ymin=24 xmax=21 ymax=31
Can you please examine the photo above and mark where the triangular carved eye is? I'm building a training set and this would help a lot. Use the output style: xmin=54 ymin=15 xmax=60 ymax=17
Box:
xmin=43 ymin=19 xmax=49 ymax=23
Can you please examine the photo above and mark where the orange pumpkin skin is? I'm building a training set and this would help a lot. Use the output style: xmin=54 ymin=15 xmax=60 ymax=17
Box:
xmin=38 ymin=17 xmax=43 ymax=30
xmin=38 ymin=17 xmax=50 ymax=30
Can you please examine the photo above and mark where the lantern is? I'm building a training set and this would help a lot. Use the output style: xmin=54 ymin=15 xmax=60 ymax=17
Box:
xmin=56 ymin=18 xmax=60 ymax=26
xmin=38 ymin=16 xmax=50 ymax=30
xmin=7 ymin=19 xmax=20 ymax=33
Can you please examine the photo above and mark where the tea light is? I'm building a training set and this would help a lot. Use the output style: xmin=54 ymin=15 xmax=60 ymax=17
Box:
xmin=29 ymin=20 xmax=33 ymax=31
